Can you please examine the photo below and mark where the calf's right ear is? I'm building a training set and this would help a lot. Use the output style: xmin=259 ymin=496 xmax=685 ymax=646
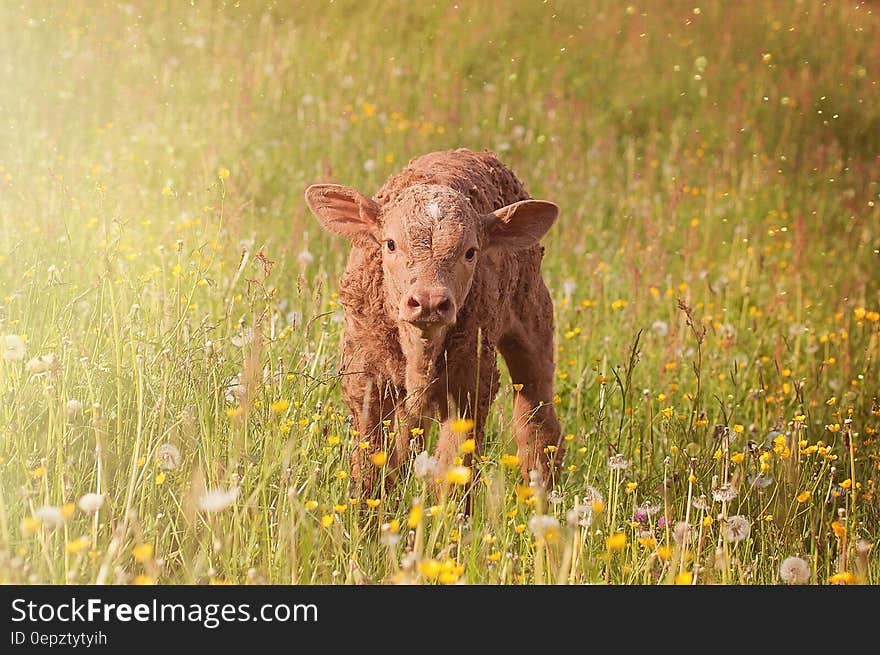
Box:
xmin=304 ymin=184 xmax=381 ymax=243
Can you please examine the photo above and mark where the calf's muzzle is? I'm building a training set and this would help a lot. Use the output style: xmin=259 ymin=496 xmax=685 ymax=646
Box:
xmin=401 ymin=286 xmax=456 ymax=329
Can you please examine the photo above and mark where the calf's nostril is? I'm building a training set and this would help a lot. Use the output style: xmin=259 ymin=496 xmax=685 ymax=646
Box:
xmin=436 ymin=298 xmax=451 ymax=314
xmin=407 ymin=296 xmax=421 ymax=310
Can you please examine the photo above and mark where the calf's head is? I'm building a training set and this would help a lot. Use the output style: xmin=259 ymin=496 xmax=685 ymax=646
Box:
xmin=305 ymin=182 xmax=557 ymax=339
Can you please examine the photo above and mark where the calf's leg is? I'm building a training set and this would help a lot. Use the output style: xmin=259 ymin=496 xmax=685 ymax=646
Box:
xmin=342 ymin=368 xmax=395 ymax=496
xmin=499 ymin=316 xmax=563 ymax=486
xmin=433 ymin=350 xmax=500 ymax=505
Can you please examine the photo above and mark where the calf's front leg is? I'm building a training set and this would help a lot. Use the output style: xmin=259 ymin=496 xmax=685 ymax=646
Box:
xmin=342 ymin=369 xmax=396 ymax=496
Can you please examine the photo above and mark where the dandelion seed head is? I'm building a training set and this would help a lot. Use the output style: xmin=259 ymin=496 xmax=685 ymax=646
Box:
xmin=608 ymin=454 xmax=631 ymax=470
xmin=779 ymin=556 xmax=810 ymax=584
xmin=3 ymin=334 xmax=26 ymax=361
xmin=33 ymin=505 xmax=65 ymax=529
xmin=673 ymin=520 xmax=692 ymax=544
xmin=747 ymin=473 xmax=774 ymax=489
xmin=198 ymin=487 xmax=239 ymax=513
xmin=583 ymin=485 xmax=603 ymax=504
xmin=413 ymin=451 xmax=437 ymax=481
xmin=548 ymin=489 xmax=565 ymax=505
xmin=651 ymin=320 xmax=669 ymax=337
xmin=527 ymin=514 xmax=560 ymax=543
xmin=712 ymin=483 xmax=738 ymax=502
xmin=25 ymin=352 xmax=55 ymax=375
xmin=724 ymin=515 xmax=751 ymax=543
xmin=157 ymin=443 xmax=181 ymax=471
xmin=77 ymin=493 xmax=104 ymax=513
xmin=380 ymin=522 xmax=401 ymax=546
xmin=66 ymin=399 xmax=84 ymax=416
xmin=225 ymin=375 xmax=247 ymax=403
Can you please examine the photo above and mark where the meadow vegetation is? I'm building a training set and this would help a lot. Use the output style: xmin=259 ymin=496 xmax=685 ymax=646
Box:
xmin=0 ymin=1 xmax=878 ymax=584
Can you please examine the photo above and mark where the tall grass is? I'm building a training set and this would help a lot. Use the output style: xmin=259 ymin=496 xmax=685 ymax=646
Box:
xmin=0 ymin=1 xmax=878 ymax=584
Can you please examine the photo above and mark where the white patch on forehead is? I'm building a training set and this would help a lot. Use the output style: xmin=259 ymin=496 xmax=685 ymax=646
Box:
xmin=425 ymin=201 xmax=442 ymax=220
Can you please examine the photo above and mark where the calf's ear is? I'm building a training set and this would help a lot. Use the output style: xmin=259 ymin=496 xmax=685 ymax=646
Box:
xmin=483 ymin=199 xmax=558 ymax=250
xmin=304 ymin=184 xmax=381 ymax=243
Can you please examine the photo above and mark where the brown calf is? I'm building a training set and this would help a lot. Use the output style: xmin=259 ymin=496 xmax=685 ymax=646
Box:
xmin=305 ymin=148 xmax=562 ymax=494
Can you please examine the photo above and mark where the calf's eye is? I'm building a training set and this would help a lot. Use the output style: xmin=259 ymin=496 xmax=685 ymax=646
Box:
xmin=386 ymin=240 xmax=396 ymax=252
xmin=465 ymin=247 xmax=476 ymax=261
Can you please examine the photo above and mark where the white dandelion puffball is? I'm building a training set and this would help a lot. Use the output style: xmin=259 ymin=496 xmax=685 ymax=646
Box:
xmin=156 ymin=443 xmax=181 ymax=471
xmin=33 ymin=505 xmax=65 ymax=529
xmin=198 ymin=487 xmax=240 ymax=513
xmin=25 ymin=352 xmax=55 ymax=375
xmin=77 ymin=493 xmax=105 ymax=514
xmin=527 ymin=514 xmax=560 ymax=540
xmin=3 ymin=334 xmax=26 ymax=361
xmin=583 ymin=485 xmax=604 ymax=504
xmin=673 ymin=521 xmax=692 ymax=545
xmin=379 ymin=523 xmax=401 ymax=547
xmin=724 ymin=515 xmax=751 ymax=543
xmin=651 ymin=320 xmax=669 ymax=337
xmin=413 ymin=451 xmax=437 ymax=481
xmin=712 ymin=484 xmax=738 ymax=502
xmin=66 ymin=399 xmax=84 ymax=416
xmin=779 ymin=556 xmax=810 ymax=585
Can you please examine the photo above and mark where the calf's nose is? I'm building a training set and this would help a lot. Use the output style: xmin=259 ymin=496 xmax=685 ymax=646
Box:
xmin=402 ymin=287 xmax=455 ymax=326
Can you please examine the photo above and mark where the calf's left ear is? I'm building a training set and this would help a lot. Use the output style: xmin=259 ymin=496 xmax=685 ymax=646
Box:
xmin=483 ymin=200 xmax=559 ymax=250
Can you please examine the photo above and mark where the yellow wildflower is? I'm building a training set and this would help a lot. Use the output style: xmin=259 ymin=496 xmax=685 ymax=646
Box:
xmin=445 ymin=466 xmax=471 ymax=485
xmin=451 ymin=418 xmax=475 ymax=434
xmin=132 ymin=543 xmax=153 ymax=563
xmin=407 ymin=503 xmax=423 ymax=528
xmin=674 ymin=571 xmax=693 ymax=585
xmin=606 ymin=532 xmax=627 ymax=550
xmin=500 ymin=453 xmax=520 ymax=468
xmin=829 ymin=572 xmax=856 ymax=585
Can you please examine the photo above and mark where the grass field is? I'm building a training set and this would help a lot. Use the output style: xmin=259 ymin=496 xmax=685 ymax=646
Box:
xmin=1 ymin=1 xmax=878 ymax=585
